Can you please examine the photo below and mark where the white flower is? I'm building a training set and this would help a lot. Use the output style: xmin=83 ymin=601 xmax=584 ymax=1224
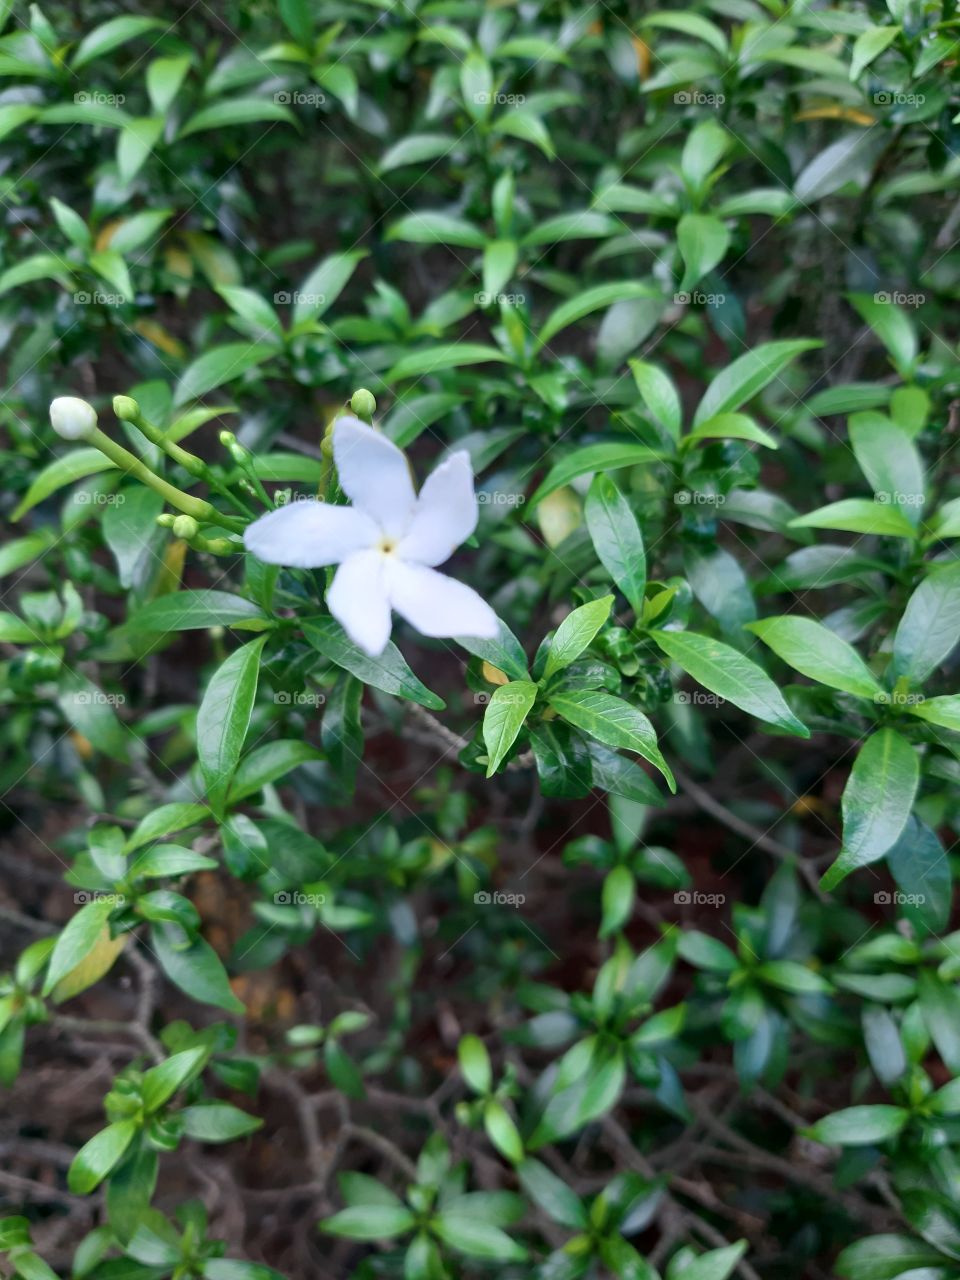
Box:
xmin=243 ymin=416 xmax=499 ymax=656
xmin=50 ymin=396 xmax=97 ymax=440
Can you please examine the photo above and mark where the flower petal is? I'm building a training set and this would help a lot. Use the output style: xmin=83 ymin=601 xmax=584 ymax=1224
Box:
xmin=387 ymin=559 xmax=498 ymax=641
xmin=328 ymin=549 xmax=393 ymax=655
xmin=243 ymin=499 xmax=378 ymax=568
xmin=333 ymin=415 xmax=416 ymax=539
xmin=397 ymin=451 xmax=478 ymax=567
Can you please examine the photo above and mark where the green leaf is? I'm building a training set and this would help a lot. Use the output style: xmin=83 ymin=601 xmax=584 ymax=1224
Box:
xmin=850 ymin=24 xmax=900 ymax=79
xmin=482 ymin=681 xmax=538 ymax=776
xmin=528 ymin=443 xmax=660 ymax=508
xmin=12 ymin=449 xmax=116 ymax=521
xmin=518 ymin=1159 xmax=588 ymax=1230
xmin=179 ymin=97 xmax=297 ymax=138
xmin=229 ymin=740 xmax=322 ymax=802
xmin=71 ymin=15 xmax=164 ymax=69
xmin=891 ymin=563 xmax=960 ymax=684
xmin=180 ymin=1103 xmax=262 ymax=1142
xmin=151 ymin=926 xmax=244 ymax=1014
xmin=57 ymin=670 xmax=131 ymax=761
xmin=174 ymin=343 xmax=274 ymax=405
xmin=849 ymin=292 xmax=917 ymax=373
xmin=821 ymin=730 xmax=919 ymax=890
xmin=42 ymin=899 xmax=115 ymax=997
xmin=294 ymin=249 xmax=367 ymax=323
xmin=118 ymin=117 xmax=163 ymax=184
xmin=543 ymin=596 xmax=613 ymax=682
xmin=652 ymin=630 xmax=808 ymax=736
xmin=806 ymin=1104 xmax=909 ymax=1146
xmin=146 ymin=54 xmax=192 ymax=114
xmin=585 ymin=476 xmax=646 ymax=615
xmin=745 ymin=616 xmax=882 ymax=698
xmin=673 ymin=1244 xmax=747 ymax=1280
xmin=887 ymin=818 xmax=951 ymax=935
xmin=835 ymin=1235 xmax=942 ymax=1280
xmin=600 ymin=865 xmax=635 ymax=937
xmin=789 ymin=497 xmax=916 ymax=539
xmin=919 ymin=972 xmax=960 ymax=1073
xmin=537 ymin=281 xmax=656 ymax=348
xmin=303 ymin=617 xmax=445 ymax=710
xmin=482 ymin=239 xmax=517 ymax=300
xmin=126 ymin=590 xmax=269 ymax=634
xmin=434 ymin=1212 xmax=526 ymax=1260
xmin=907 ymin=695 xmax=960 ymax=733
xmin=68 ymin=1120 xmax=139 ymax=1194
xmin=629 ymin=360 xmax=682 ymax=441
xmin=849 ymin=413 xmax=924 ymax=522
xmin=141 ymin=1047 xmax=208 ymax=1112
xmin=386 ymin=211 xmax=485 ymax=248
xmin=386 ymin=344 xmax=512 ymax=382
xmin=685 ymin=413 xmax=778 ymax=450
xmin=197 ymin=636 xmax=267 ymax=811
xmin=587 ymin=743 xmax=666 ymax=805
xmin=458 ymin=1035 xmax=492 ymax=1094
xmin=322 ymin=1205 xmax=416 ymax=1240
xmin=483 ymin=1100 xmax=525 ymax=1163
xmin=125 ymin=803 xmax=210 ymax=851
xmin=454 ymin=617 xmax=529 ymax=682
xmin=678 ymin=931 xmax=739 ymax=972
xmin=677 ymin=214 xmax=730 ymax=292
xmin=756 ymin=960 xmax=832 ymax=994
xmin=548 ymin=691 xmax=675 ymax=791
xmin=379 ymin=133 xmax=458 ymax=172
xmin=491 ymin=109 xmax=554 ymax=158
xmin=693 ymin=340 xmax=820 ymax=425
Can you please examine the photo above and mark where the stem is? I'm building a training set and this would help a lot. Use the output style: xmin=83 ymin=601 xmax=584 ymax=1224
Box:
xmin=88 ymin=428 xmax=246 ymax=532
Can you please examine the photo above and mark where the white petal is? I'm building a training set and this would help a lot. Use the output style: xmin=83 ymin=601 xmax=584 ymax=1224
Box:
xmin=244 ymin=499 xmax=378 ymax=568
xmin=328 ymin=550 xmax=393 ymax=655
xmin=332 ymin=415 xmax=416 ymax=540
xmin=387 ymin=559 xmax=498 ymax=641
xmin=397 ymin=450 xmax=478 ymax=567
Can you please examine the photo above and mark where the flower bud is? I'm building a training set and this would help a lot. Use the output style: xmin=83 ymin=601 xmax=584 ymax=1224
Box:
xmin=350 ymin=388 xmax=376 ymax=421
xmin=172 ymin=515 xmax=200 ymax=540
xmin=112 ymin=395 xmax=140 ymax=422
xmin=49 ymin=396 xmax=97 ymax=440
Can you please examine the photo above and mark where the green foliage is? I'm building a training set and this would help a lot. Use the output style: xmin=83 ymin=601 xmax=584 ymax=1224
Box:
xmin=1 ymin=0 xmax=959 ymax=1278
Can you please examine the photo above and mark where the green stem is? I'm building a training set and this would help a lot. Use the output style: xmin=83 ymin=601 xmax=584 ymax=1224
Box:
xmin=88 ymin=428 xmax=246 ymax=533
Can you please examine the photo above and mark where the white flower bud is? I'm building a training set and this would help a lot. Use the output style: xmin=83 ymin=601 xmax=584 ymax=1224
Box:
xmin=50 ymin=396 xmax=97 ymax=440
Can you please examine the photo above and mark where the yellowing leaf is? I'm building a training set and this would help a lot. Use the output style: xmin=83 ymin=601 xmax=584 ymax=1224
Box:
xmin=538 ymin=487 xmax=581 ymax=549
xmin=482 ymin=661 xmax=509 ymax=686
xmin=133 ymin=319 xmax=186 ymax=358
xmin=795 ymin=106 xmax=876 ymax=125
xmin=52 ymin=925 xmax=126 ymax=1003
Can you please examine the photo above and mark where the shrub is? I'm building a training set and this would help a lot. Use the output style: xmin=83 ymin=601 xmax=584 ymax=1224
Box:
xmin=0 ymin=2 xmax=958 ymax=1278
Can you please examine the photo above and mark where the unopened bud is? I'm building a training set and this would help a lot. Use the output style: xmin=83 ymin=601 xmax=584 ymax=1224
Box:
xmin=350 ymin=388 xmax=376 ymax=421
xmin=50 ymin=396 xmax=97 ymax=440
xmin=156 ymin=513 xmax=176 ymax=528
xmin=112 ymin=395 xmax=140 ymax=422
xmin=172 ymin=515 xmax=199 ymax=540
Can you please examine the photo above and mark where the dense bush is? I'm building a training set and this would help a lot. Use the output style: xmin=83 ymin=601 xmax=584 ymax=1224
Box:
xmin=1 ymin=1 xmax=959 ymax=1277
